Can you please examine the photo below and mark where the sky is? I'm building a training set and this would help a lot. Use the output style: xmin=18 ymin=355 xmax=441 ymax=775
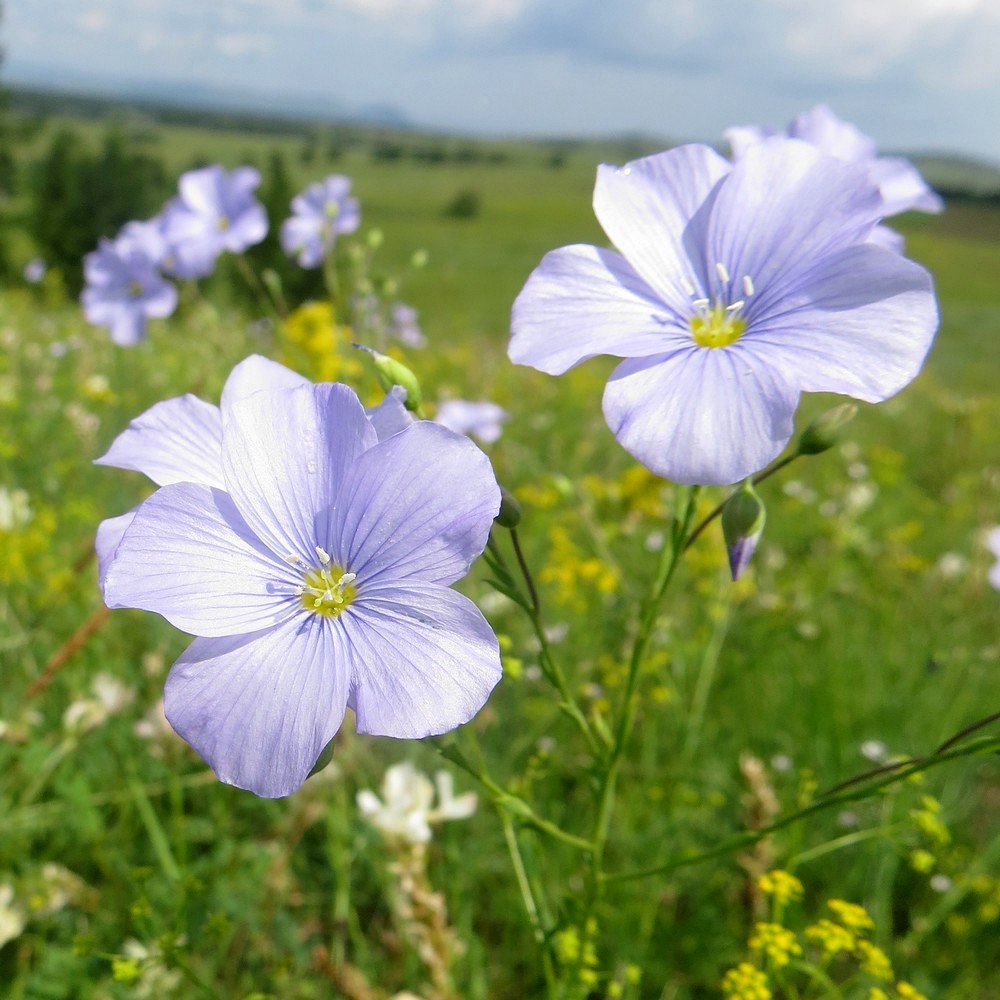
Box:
xmin=5 ymin=0 xmax=1000 ymax=164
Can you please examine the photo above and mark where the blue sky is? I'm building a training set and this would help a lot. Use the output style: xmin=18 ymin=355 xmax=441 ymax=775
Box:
xmin=5 ymin=0 xmax=1000 ymax=163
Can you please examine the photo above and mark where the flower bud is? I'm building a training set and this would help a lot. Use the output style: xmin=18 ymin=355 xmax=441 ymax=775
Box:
xmin=494 ymin=487 xmax=522 ymax=529
xmin=373 ymin=354 xmax=423 ymax=413
xmin=797 ymin=403 xmax=858 ymax=455
xmin=721 ymin=481 xmax=766 ymax=581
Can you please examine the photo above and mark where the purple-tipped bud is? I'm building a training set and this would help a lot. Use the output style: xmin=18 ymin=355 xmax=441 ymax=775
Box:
xmin=797 ymin=403 xmax=858 ymax=455
xmin=721 ymin=481 xmax=766 ymax=581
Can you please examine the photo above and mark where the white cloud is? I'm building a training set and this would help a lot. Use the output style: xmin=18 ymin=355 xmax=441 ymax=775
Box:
xmin=78 ymin=7 xmax=110 ymax=32
xmin=215 ymin=33 xmax=271 ymax=57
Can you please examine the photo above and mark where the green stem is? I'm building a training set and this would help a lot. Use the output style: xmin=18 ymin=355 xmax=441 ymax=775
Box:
xmin=593 ymin=487 xmax=700 ymax=858
xmin=501 ymin=812 xmax=559 ymax=999
xmin=605 ymin=736 xmax=1000 ymax=883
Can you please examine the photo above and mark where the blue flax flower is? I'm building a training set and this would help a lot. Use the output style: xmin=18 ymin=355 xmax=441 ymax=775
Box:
xmin=162 ymin=165 xmax=268 ymax=279
xmin=280 ymin=175 xmax=361 ymax=268
xmin=98 ymin=366 xmax=500 ymax=797
xmin=81 ymin=236 xmax=178 ymax=346
xmin=509 ymin=139 xmax=938 ymax=486
xmin=725 ymin=105 xmax=944 ymax=219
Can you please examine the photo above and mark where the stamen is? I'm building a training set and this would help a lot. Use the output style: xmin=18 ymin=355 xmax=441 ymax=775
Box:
xmin=680 ymin=276 xmax=697 ymax=297
xmin=692 ymin=297 xmax=710 ymax=310
xmin=315 ymin=545 xmax=332 ymax=565
xmin=285 ymin=553 xmax=308 ymax=569
xmin=743 ymin=275 xmax=755 ymax=297
xmin=715 ymin=262 xmax=731 ymax=284
xmin=725 ymin=300 xmax=745 ymax=313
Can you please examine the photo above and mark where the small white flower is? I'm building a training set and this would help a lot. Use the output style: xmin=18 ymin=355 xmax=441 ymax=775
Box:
xmin=861 ymin=739 xmax=889 ymax=763
xmin=358 ymin=762 xmax=477 ymax=845
xmin=0 ymin=884 xmax=26 ymax=949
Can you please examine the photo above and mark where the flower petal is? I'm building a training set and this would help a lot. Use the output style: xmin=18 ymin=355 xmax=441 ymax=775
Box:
xmin=510 ymin=244 xmax=684 ymax=375
xmin=706 ymin=139 xmax=883 ymax=320
xmin=748 ymin=242 xmax=937 ymax=402
xmin=602 ymin=348 xmax=800 ymax=485
xmin=366 ymin=385 xmax=413 ymax=441
xmin=592 ymin=144 xmax=731 ymax=303
xmin=95 ymin=394 xmax=224 ymax=488
xmin=164 ymin=615 xmax=350 ymax=798
xmin=95 ymin=511 xmax=135 ymax=589
xmin=325 ymin=422 xmax=499 ymax=586
xmin=342 ymin=584 xmax=501 ymax=738
xmin=103 ymin=482 xmax=298 ymax=636
xmin=219 ymin=354 xmax=310 ymax=421
xmin=222 ymin=383 xmax=377 ymax=561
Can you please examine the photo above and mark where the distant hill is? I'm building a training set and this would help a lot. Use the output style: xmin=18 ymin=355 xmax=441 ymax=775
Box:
xmin=7 ymin=80 xmax=999 ymax=198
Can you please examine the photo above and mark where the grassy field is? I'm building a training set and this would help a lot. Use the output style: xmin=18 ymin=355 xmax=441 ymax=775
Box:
xmin=1 ymin=112 xmax=999 ymax=999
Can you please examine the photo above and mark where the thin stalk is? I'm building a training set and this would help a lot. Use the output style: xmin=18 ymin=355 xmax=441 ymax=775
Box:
xmin=501 ymin=813 xmax=558 ymax=999
xmin=605 ymin=736 xmax=1000 ymax=883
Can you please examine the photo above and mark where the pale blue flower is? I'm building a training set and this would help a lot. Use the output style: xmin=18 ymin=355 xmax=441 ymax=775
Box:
xmin=510 ymin=139 xmax=938 ymax=486
xmin=81 ymin=236 xmax=178 ymax=346
xmin=280 ymin=175 xmax=360 ymax=268
xmin=98 ymin=368 xmax=500 ymax=797
xmin=391 ymin=303 xmax=426 ymax=348
xmin=725 ymin=105 xmax=944 ymax=217
xmin=162 ymin=165 xmax=268 ymax=279
xmin=23 ymin=257 xmax=46 ymax=284
xmin=435 ymin=400 xmax=508 ymax=444
xmin=94 ymin=355 xmax=408 ymax=585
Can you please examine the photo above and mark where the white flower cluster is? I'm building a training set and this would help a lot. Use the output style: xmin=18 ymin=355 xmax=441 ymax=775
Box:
xmin=357 ymin=762 xmax=477 ymax=845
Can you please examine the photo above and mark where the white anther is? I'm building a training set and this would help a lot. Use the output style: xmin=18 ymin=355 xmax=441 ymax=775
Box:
xmin=338 ymin=572 xmax=357 ymax=587
xmin=743 ymin=275 xmax=755 ymax=297
xmin=284 ymin=553 xmax=307 ymax=568
xmin=715 ymin=262 xmax=731 ymax=284
xmin=315 ymin=545 xmax=332 ymax=564
xmin=680 ymin=276 xmax=697 ymax=297
xmin=725 ymin=300 xmax=745 ymax=313
xmin=691 ymin=297 xmax=710 ymax=310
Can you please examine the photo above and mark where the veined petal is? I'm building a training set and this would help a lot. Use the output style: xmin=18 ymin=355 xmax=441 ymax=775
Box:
xmin=510 ymin=244 xmax=685 ymax=375
xmin=95 ymin=393 xmax=224 ymax=488
xmin=325 ymin=422 xmax=499 ymax=586
xmin=95 ymin=511 xmax=135 ymax=589
xmin=593 ymin=144 xmax=731 ymax=304
xmin=219 ymin=354 xmax=309 ymax=422
xmin=603 ymin=348 xmax=799 ymax=485
xmin=705 ymin=139 xmax=883 ymax=319
xmin=103 ymin=482 xmax=298 ymax=636
xmin=366 ymin=386 xmax=413 ymax=441
xmin=222 ymin=384 xmax=377 ymax=561
xmin=342 ymin=584 xmax=501 ymax=738
xmin=748 ymin=243 xmax=937 ymax=401
xmin=164 ymin=616 xmax=350 ymax=798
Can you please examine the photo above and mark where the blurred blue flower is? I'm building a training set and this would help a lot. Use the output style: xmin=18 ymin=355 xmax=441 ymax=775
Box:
xmin=280 ymin=175 xmax=360 ymax=268
xmin=23 ymin=257 xmax=46 ymax=284
xmin=435 ymin=399 xmax=508 ymax=444
xmin=725 ymin=105 xmax=944 ymax=218
xmin=98 ymin=371 xmax=499 ymax=797
xmin=510 ymin=139 xmax=938 ymax=485
xmin=81 ymin=236 xmax=178 ymax=346
xmin=391 ymin=303 xmax=427 ymax=348
xmin=162 ymin=165 xmax=268 ymax=279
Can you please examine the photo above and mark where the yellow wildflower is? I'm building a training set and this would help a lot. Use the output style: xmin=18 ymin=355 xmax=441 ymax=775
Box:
xmin=748 ymin=922 xmax=802 ymax=969
xmin=828 ymin=898 xmax=875 ymax=933
xmin=857 ymin=940 xmax=894 ymax=981
xmin=758 ymin=870 xmax=804 ymax=907
xmin=721 ymin=961 xmax=771 ymax=1000
xmin=805 ymin=918 xmax=856 ymax=957
xmin=895 ymin=981 xmax=927 ymax=1000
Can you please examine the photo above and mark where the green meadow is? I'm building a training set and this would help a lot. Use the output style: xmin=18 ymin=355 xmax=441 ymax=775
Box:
xmin=1 ymin=110 xmax=1000 ymax=998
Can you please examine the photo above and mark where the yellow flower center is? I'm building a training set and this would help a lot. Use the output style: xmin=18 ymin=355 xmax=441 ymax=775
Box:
xmin=690 ymin=304 xmax=746 ymax=348
xmin=686 ymin=262 xmax=754 ymax=349
xmin=292 ymin=547 xmax=357 ymax=618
